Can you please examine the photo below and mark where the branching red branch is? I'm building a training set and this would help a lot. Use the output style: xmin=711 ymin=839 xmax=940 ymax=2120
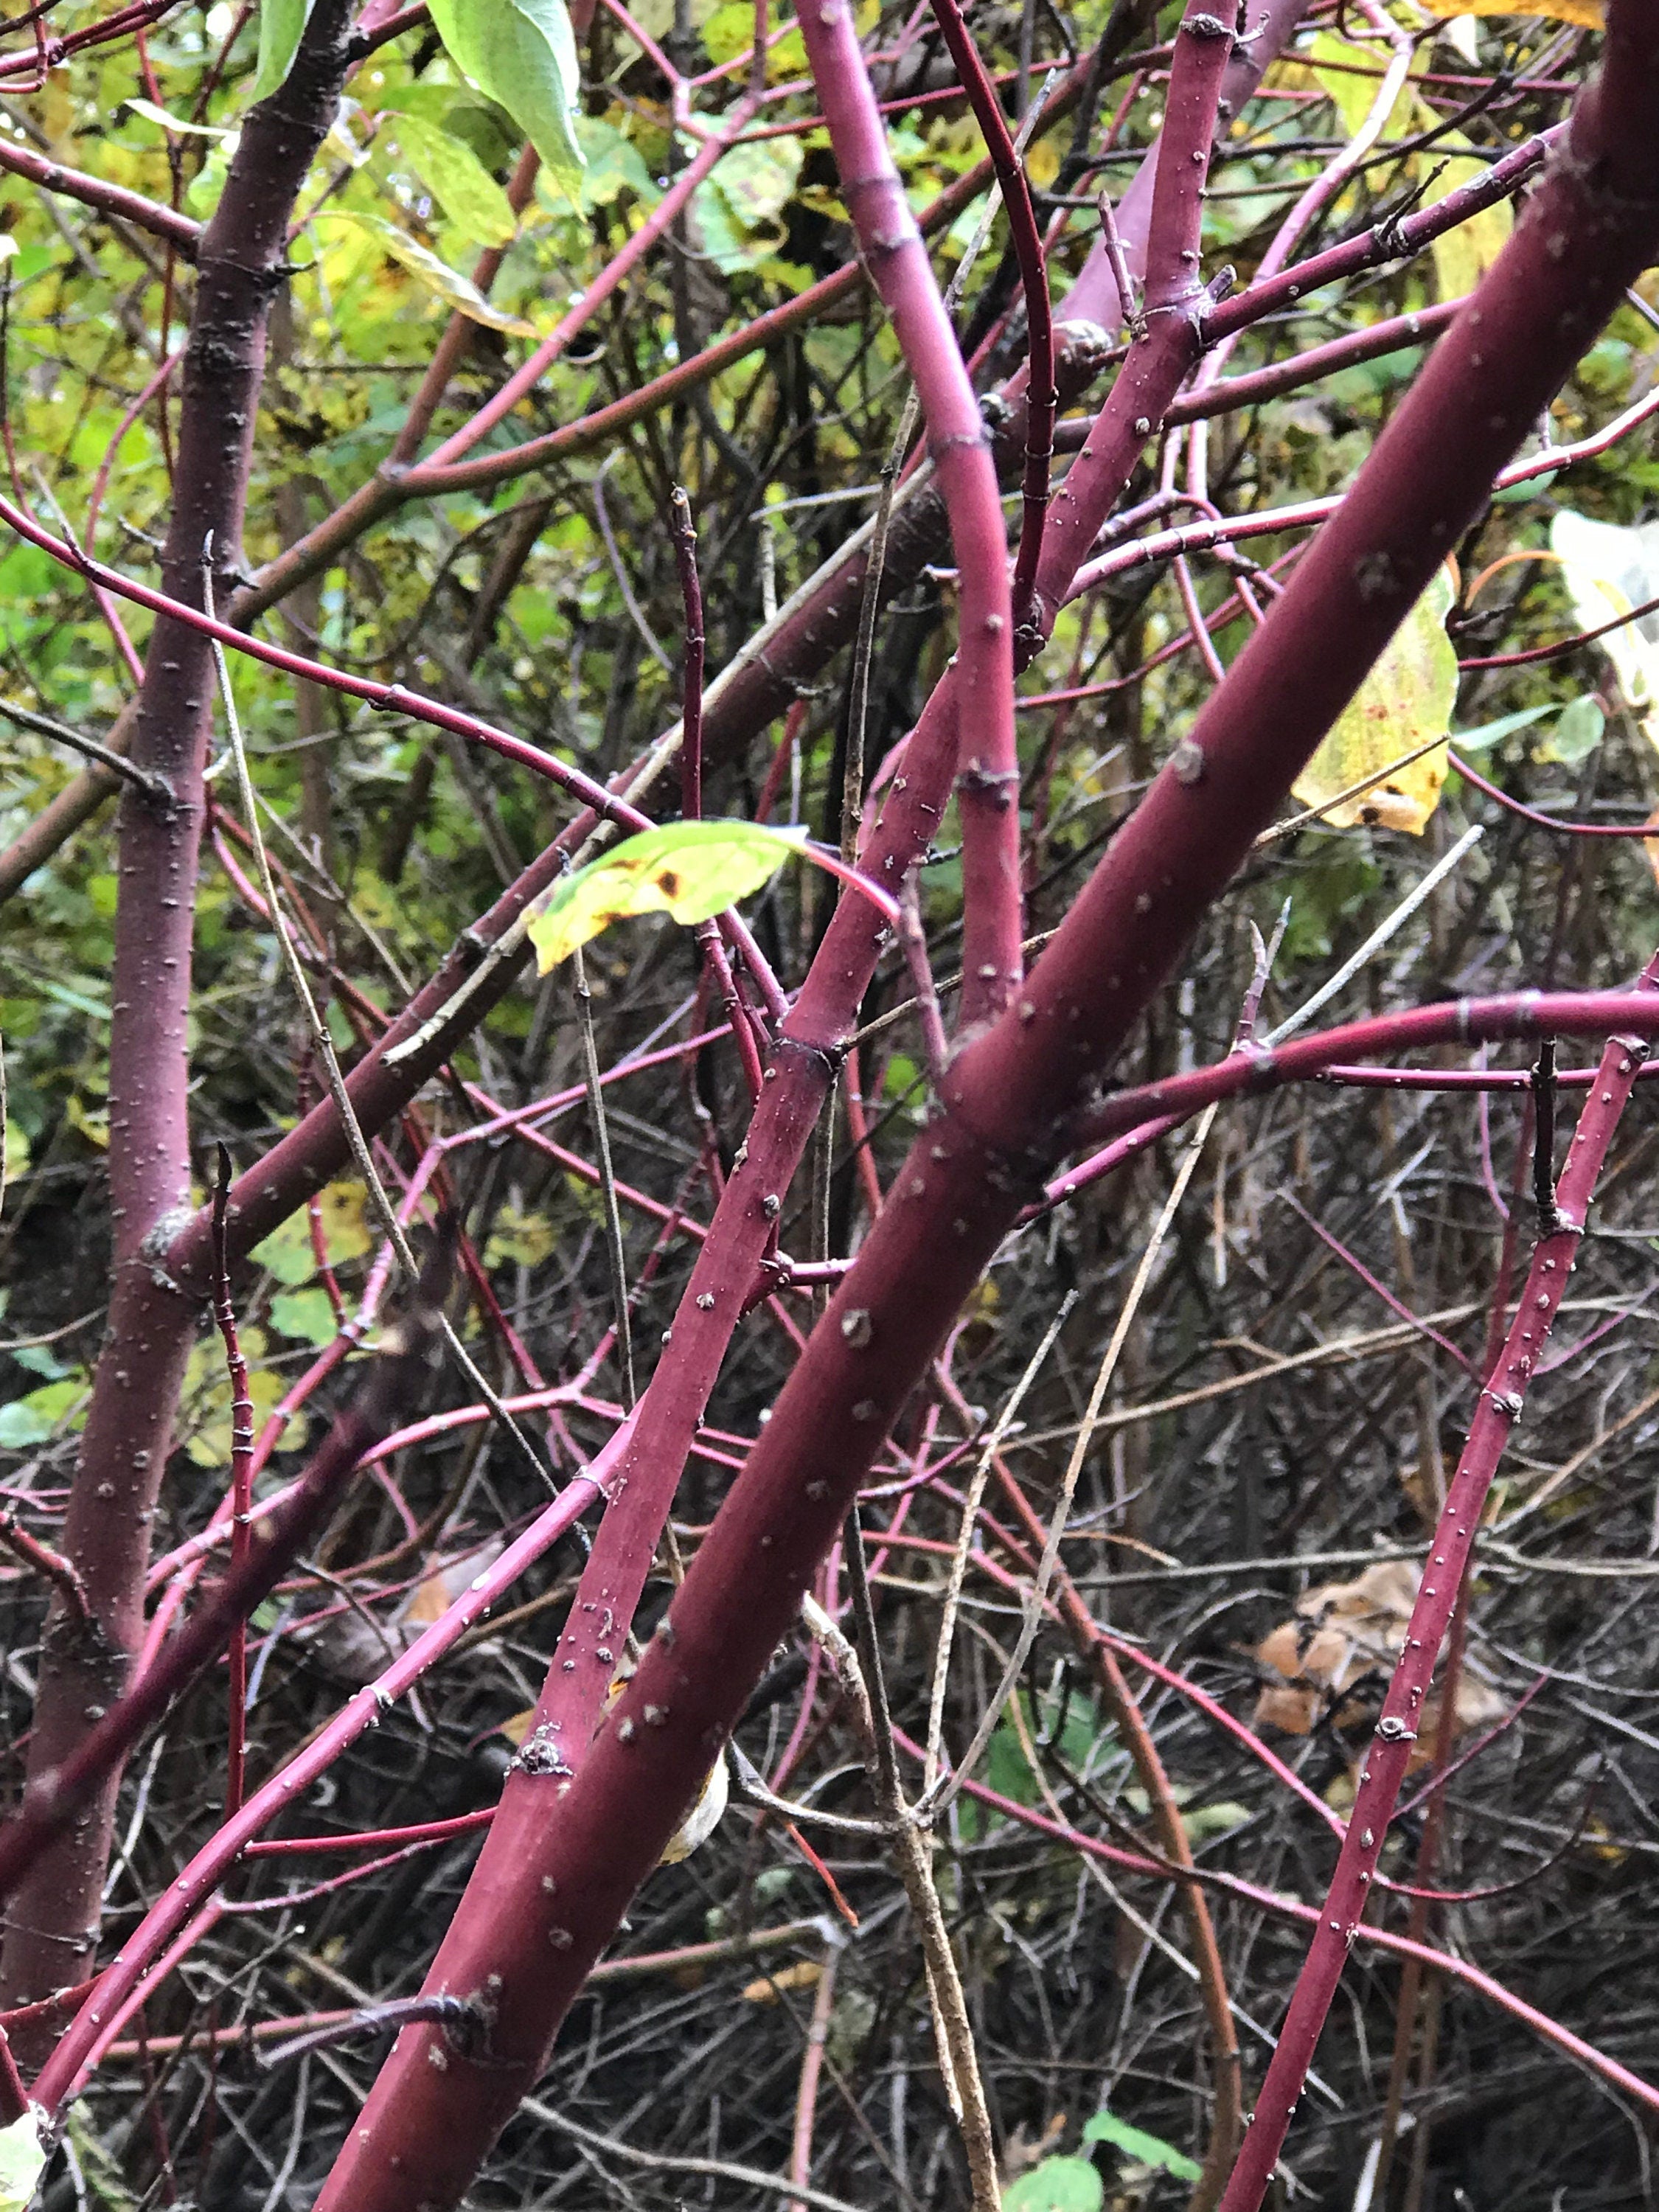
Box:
xmin=1215 ymin=960 xmax=1659 ymax=2212
xmin=0 ymin=0 xmax=364 ymax=2038
xmin=907 ymin=1741 xmax=1659 ymax=2119
xmin=798 ymin=0 xmax=1020 ymax=1027
xmin=0 ymin=135 xmax=200 ymax=254
xmin=293 ymin=16 xmax=1659 ymax=2206
xmin=29 ymin=1431 xmax=613 ymax=2114
xmin=0 ymin=1514 xmax=88 ymax=1628
xmin=0 ymin=1271 xmax=445 ymax=1916
xmin=1083 ymin=987 xmax=1659 ymax=1144
xmin=1027 ymin=0 xmax=1236 ymax=646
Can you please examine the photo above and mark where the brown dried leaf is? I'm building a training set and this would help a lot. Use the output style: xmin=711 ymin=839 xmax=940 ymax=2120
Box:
xmin=742 ymin=1961 xmax=823 ymax=2004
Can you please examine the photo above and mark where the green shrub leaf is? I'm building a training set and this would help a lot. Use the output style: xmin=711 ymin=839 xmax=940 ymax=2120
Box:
xmin=427 ymin=0 xmax=585 ymax=206
xmin=1082 ymin=2108 xmax=1203 ymax=2182
xmin=251 ymin=0 xmax=315 ymax=102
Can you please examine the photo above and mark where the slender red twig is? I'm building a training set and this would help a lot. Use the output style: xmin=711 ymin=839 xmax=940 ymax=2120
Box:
xmin=1450 ymin=748 xmax=1659 ymax=839
xmin=1082 ymin=985 xmax=1659 ymax=1146
xmin=32 ymin=1433 xmax=615 ymax=2114
xmin=670 ymin=487 xmax=706 ymax=827
xmin=210 ymin=1142 xmax=255 ymax=1815
xmin=0 ymin=1511 xmax=88 ymax=1627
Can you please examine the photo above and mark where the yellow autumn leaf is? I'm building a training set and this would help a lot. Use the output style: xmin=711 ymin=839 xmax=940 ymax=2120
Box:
xmin=527 ymin=821 xmax=809 ymax=972
xmin=1307 ymin=30 xmax=1413 ymax=140
xmin=1411 ymin=104 xmax=1514 ymax=302
xmin=1026 ymin=134 xmax=1061 ymax=192
xmin=1423 ymin=0 xmax=1601 ymax=23
xmin=251 ymin=1182 xmax=375 ymax=1286
xmin=0 ymin=2109 xmax=46 ymax=2212
xmin=1290 ymin=568 xmax=1458 ymax=833
xmin=1549 ymin=508 xmax=1659 ymax=742
xmin=180 ymin=1325 xmax=306 ymax=1467
xmin=316 ymin=210 xmax=538 ymax=337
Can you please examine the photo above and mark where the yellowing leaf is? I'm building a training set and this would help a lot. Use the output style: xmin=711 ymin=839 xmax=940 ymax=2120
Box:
xmin=659 ymin=1748 xmax=728 ymax=1865
xmin=527 ymin=821 xmax=809 ymax=971
xmin=1290 ymin=569 xmax=1457 ymax=833
xmin=0 ymin=2109 xmax=46 ymax=2212
xmin=1307 ymin=31 xmax=1413 ymax=141
xmin=1026 ymin=135 xmax=1061 ymax=192
xmin=251 ymin=1183 xmax=374 ymax=1285
xmin=1423 ymin=0 xmax=1601 ymax=23
xmin=122 ymin=95 xmax=237 ymax=139
xmin=1418 ymin=122 xmax=1513 ymax=302
xmin=181 ymin=1326 xmax=303 ymax=1467
xmin=269 ymin=1286 xmax=343 ymax=1347
xmin=483 ymin=1202 xmax=557 ymax=1268
xmin=388 ymin=114 xmax=518 ymax=248
xmin=694 ymin=137 xmax=803 ymax=274
xmin=317 ymin=211 xmax=536 ymax=336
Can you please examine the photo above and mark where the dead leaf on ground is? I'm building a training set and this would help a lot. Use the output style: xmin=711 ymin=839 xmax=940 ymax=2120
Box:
xmin=1250 ymin=1558 xmax=1503 ymax=1770
xmin=742 ymin=1959 xmax=822 ymax=2003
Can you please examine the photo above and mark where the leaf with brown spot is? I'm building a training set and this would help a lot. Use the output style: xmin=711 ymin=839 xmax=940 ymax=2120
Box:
xmin=526 ymin=820 xmax=810 ymax=971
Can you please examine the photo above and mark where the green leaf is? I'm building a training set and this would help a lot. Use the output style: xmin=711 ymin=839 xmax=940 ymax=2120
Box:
xmin=1003 ymin=2155 xmax=1104 ymax=2212
xmin=1082 ymin=2109 xmax=1203 ymax=2183
xmin=389 ymin=114 xmax=517 ymax=248
xmin=12 ymin=1344 xmax=70 ymax=1380
xmin=269 ymin=1287 xmax=342 ymax=1348
xmin=251 ymin=0 xmax=315 ymax=102
xmin=694 ymin=136 xmax=803 ymax=274
xmin=1450 ymin=703 xmax=1559 ymax=753
xmin=0 ymin=1378 xmax=87 ymax=1447
xmin=574 ymin=114 xmax=660 ymax=213
xmin=527 ymin=821 xmax=809 ymax=971
xmin=0 ymin=2109 xmax=46 ymax=2212
xmin=1534 ymin=694 xmax=1605 ymax=767
xmin=1181 ymin=1799 xmax=1251 ymax=1843
xmin=317 ymin=211 xmax=536 ymax=335
xmin=1290 ymin=568 xmax=1458 ymax=834
xmin=427 ymin=0 xmax=585 ymax=207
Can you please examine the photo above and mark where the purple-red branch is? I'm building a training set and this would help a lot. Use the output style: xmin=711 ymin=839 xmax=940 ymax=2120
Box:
xmin=800 ymin=4 xmax=1020 ymax=1029
xmin=293 ymin=15 xmax=1659 ymax=2204
xmin=1214 ymin=961 xmax=1659 ymax=2212
xmin=925 ymin=0 xmax=1056 ymax=644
